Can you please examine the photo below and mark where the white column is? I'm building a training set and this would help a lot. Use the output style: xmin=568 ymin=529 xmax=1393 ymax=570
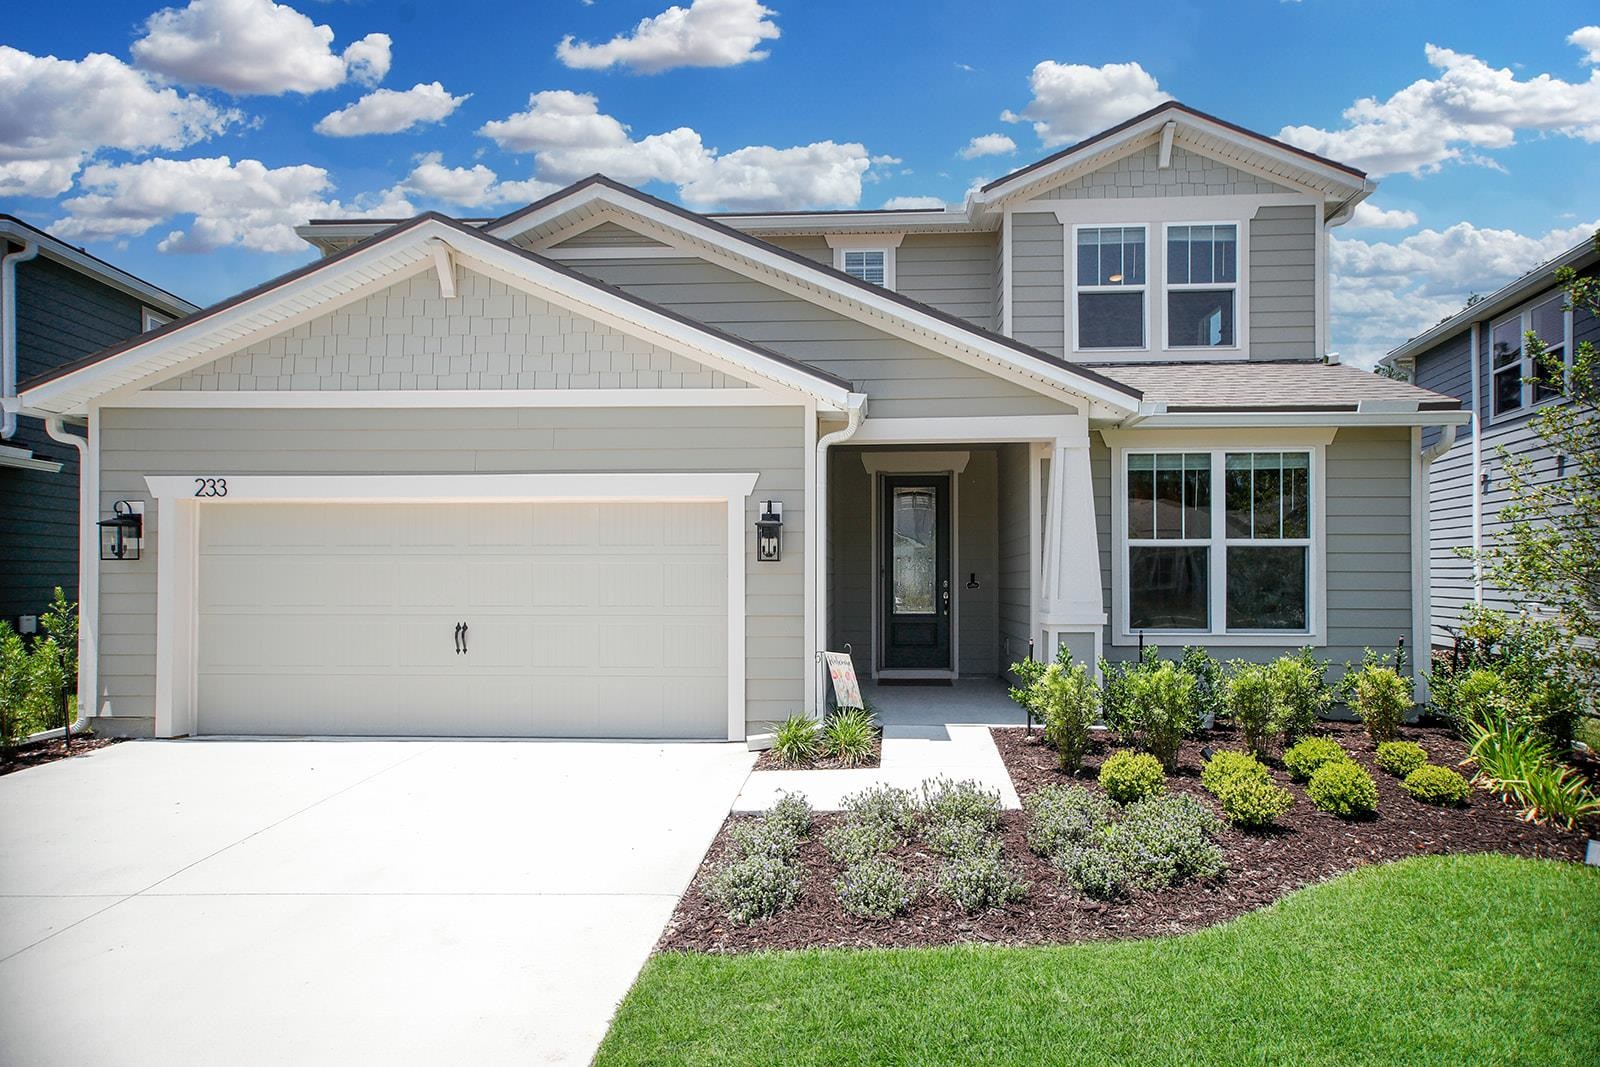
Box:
xmin=1040 ymin=434 xmax=1106 ymax=667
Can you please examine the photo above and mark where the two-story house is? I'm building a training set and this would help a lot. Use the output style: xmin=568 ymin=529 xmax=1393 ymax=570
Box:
xmin=17 ymin=102 xmax=1467 ymax=740
xmin=2 ymin=215 xmax=196 ymax=630
xmin=1381 ymin=235 xmax=1599 ymax=645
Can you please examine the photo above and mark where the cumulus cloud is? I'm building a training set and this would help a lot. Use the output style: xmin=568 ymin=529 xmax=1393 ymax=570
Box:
xmin=959 ymin=133 xmax=1016 ymax=159
xmin=883 ymin=196 xmax=945 ymax=209
xmin=0 ymin=46 xmax=238 ymax=197
xmin=1570 ymin=25 xmax=1600 ymax=64
xmin=1000 ymin=60 xmax=1170 ymax=146
xmin=50 ymin=155 xmax=413 ymax=254
xmin=132 ymin=0 xmax=391 ymax=95
xmin=479 ymin=90 xmax=874 ymax=209
xmin=556 ymin=0 xmax=779 ymax=74
xmin=315 ymin=82 xmax=469 ymax=137
xmin=1278 ymin=34 xmax=1600 ymax=176
xmin=396 ymin=153 xmax=558 ymax=209
xmin=1330 ymin=218 xmax=1600 ymax=367
xmin=1347 ymin=202 xmax=1419 ymax=230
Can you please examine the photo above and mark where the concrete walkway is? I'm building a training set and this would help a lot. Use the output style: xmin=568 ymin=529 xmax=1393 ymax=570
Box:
xmin=0 ymin=738 xmax=753 ymax=1067
xmin=736 ymin=680 xmax=1025 ymax=811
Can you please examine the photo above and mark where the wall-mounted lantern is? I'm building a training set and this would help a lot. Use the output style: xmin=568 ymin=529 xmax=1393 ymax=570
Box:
xmin=755 ymin=500 xmax=783 ymax=562
xmin=99 ymin=500 xmax=143 ymax=561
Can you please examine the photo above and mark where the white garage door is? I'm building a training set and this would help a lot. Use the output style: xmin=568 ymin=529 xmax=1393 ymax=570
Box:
xmin=196 ymin=501 xmax=729 ymax=737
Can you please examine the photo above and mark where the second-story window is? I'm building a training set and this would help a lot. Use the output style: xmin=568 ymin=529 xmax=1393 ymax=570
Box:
xmin=842 ymin=249 xmax=888 ymax=286
xmin=1492 ymin=293 xmax=1570 ymax=418
xmin=1165 ymin=224 xmax=1237 ymax=348
xmin=1075 ymin=225 xmax=1146 ymax=349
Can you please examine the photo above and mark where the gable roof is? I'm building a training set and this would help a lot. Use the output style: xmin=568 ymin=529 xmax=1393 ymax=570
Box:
xmin=1 ymin=214 xmax=197 ymax=317
xmin=19 ymin=213 xmax=855 ymax=416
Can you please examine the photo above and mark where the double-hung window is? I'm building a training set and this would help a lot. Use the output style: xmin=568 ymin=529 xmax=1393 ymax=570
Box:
xmin=1165 ymin=224 xmax=1237 ymax=348
xmin=1491 ymin=294 xmax=1571 ymax=418
xmin=1125 ymin=449 xmax=1314 ymax=636
xmin=1075 ymin=226 xmax=1146 ymax=349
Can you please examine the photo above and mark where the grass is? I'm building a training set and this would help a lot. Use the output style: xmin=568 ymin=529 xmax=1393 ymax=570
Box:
xmin=597 ymin=854 xmax=1600 ymax=1066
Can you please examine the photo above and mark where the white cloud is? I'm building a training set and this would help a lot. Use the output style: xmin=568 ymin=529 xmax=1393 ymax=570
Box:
xmin=315 ymin=82 xmax=469 ymax=137
xmin=556 ymin=0 xmax=779 ymax=74
xmin=1330 ymin=218 xmax=1600 ymax=367
xmin=1347 ymin=202 xmax=1419 ymax=230
xmin=883 ymin=196 xmax=944 ymax=210
xmin=132 ymin=0 xmax=391 ymax=95
xmin=1278 ymin=34 xmax=1600 ymax=176
xmin=1570 ymin=25 xmax=1600 ymax=64
xmin=0 ymin=46 xmax=238 ymax=197
xmin=1000 ymin=60 xmax=1170 ymax=147
xmin=50 ymin=155 xmax=412 ymax=254
xmin=397 ymin=153 xmax=558 ymax=209
xmin=959 ymin=133 xmax=1016 ymax=159
xmin=479 ymin=90 xmax=874 ymax=209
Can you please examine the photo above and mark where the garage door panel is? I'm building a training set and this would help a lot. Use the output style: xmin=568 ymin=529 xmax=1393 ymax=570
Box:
xmin=600 ymin=505 xmax=664 ymax=547
xmin=530 ymin=504 xmax=599 ymax=546
xmin=323 ymin=561 xmax=399 ymax=609
xmin=662 ymin=502 xmax=724 ymax=546
xmin=662 ymin=623 xmax=726 ymax=671
xmin=664 ymin=562 xmax=726 ymax=609
xmin=467 ymin=561 xmax=535 ymax=608
xmin=599 ymin=563 xmax=662 ymax=607
xmin=395 ymin=562 xmax=463 ymax=609
xmin=527 ymin=562 xmax=596 ymax=607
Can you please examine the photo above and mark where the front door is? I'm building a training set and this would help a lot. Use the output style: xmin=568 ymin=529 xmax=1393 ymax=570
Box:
xmin=879 ymin=475 xmax=952 ymax=670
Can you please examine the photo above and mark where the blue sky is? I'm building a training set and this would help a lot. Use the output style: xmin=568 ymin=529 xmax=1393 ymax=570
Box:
xmin=4 ymin=0 xmax=1599 ymax=365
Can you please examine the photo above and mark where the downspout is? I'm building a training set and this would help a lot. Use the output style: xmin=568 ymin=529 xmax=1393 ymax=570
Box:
xmin=41 ymin=415 xmax=96 ymax=737
xmin=2 ymin=239 xmax=41 ymax=438
xmin=813 ymin=393 xmax=867 ymax=716
xmin=1467 ymin=322 xmax=1484 ymax=605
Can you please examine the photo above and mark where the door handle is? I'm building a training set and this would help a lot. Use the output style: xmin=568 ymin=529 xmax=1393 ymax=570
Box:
xmin=454 ymin=622 xmax=463 ymax=654
xmin=461 ymin=622 xmax=469 ymax=655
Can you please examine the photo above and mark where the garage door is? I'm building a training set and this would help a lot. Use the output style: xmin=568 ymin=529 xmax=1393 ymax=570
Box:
xmin=195 ymin=501 xmax=729 ymax=737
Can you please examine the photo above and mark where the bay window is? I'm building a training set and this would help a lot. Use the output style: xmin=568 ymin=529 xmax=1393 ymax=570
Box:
xmin=1075 ymin=225 xmax=1146 ymax=349
xmin=1165 ymin=224 xmax=1237 ymax=348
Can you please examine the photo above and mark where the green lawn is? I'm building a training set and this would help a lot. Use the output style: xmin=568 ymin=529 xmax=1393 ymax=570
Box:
xmin=597 ymin=854 xmax=1600 ymax=1066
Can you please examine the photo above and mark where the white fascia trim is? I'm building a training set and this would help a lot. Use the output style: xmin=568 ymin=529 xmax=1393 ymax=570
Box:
xmin=116 ymin=388 xmax=795 ymax=409
xmin=0 ymin=219 xmax=197 ymax=317
xmin=485 ymin=186 xmax=1141 ymax=416
xmin=0 ymin=443 xmax=64 ymax=472
xmin=1121 ymin=410 xmax=1470 ymax=430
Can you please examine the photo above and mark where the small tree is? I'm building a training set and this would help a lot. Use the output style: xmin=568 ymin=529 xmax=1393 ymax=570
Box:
xmin=40 ymin=587 xmax=78 ymax=743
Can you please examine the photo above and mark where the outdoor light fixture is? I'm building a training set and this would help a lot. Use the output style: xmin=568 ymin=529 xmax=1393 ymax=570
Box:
xmin=98 ymin=500 xmax=143 ymax=561
xmin=755 ymin=500 xmax=783 ymax=562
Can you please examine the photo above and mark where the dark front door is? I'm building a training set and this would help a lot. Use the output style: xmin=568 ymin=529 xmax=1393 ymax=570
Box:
xmin=880 ymin=475 xmax=952 ymax=670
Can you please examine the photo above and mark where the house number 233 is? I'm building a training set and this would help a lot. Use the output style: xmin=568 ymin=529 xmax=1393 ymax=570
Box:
xmin=193 ymin=477 xmax=228 ymax=497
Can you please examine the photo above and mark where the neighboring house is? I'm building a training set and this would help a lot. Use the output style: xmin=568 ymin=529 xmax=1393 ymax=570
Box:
xmin=1 ymin=215 xmax=196 ymax=628
xmin=18 ymin=102 xmax=1467 ymax=740
xmin=1381 ymin=236 xmax=1599 ymax=647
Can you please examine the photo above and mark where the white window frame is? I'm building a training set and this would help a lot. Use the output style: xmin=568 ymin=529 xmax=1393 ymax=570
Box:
xmin=1488 ymin=293 xmax=1574 ymax=423
xmin=1109 ymin=436 xmax=1328 ymax=646
xmin=141 ymin=307 xmax=172 ymax=332
xmin=1161 ymin=221 xmax=1240 ymax=352
xmin=1071 ymin=223 xmax=1149 ymax=353
xmin=826 ymin=233 xmax=901 ymax=290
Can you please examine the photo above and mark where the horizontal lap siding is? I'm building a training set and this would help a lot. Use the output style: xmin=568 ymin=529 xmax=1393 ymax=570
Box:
xmin=1010 ymin=214 xmax=1064 ymax=357
xmin=1414 ymin=334 xmax=1475 ymax=640
xmin=95 ymin=405 xmax=806 ymax=734
xmin=896 ymin=234 xmax=999 ymax=332
xmin=997 ymin=443 xmax=1032 ymax=673
xmin=1248 ymin=206 xmax=1317 ymax=360
xmin=550 ymin=221 xmax=667 ymax=249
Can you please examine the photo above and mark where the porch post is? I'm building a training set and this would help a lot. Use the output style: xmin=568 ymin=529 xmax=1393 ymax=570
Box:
xmin=1039 ymin=432 xmax=1106 ymax=669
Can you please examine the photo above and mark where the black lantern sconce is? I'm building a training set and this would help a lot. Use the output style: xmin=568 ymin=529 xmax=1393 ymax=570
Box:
xmin=98 ymin=500 xmax=144 ymax=561
xmin=755 ymin=500 xmax=783 ymax=562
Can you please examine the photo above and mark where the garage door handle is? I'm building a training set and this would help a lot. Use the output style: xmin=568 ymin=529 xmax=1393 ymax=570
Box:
xmin=461 ymin=622 xmax=469 ymax=655
xmin=454 ymin=622 xmax=463 ymax=654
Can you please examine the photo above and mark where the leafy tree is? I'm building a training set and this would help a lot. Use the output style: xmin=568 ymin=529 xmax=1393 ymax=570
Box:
xmin=40 ymin=587 xmax=78 ymax=742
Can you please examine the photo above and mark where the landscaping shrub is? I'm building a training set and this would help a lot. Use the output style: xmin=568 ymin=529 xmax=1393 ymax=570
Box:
xmin=729 ymin=817 xmax=802 ymax=862
xmin=1123 ymin=660 xmax=1199 ymax=771
xmin=1099 ymin=645 xmax=1163 ymax=743
xmin=822 ymin=820 xmax=900 ymax=866
xmin=1508 ymin=763 xmax=1600 ymax=828
xmin=1217 ymin=778 xmax=1295 ymax=829
xmin=766 ymin=791 xmax=813 ymax=837
xmin=1282 ymin=736 xmax=1350 ymax=782
xmin=1181 ymin=646 xmax=1224 ymax=726
xmin=1053 ymin=845 xmax=1128 ymax=900
xmin=1451 ymin=668 xmax=1516 ymax=731
xmin=834 ymin=856 xmax=916 ymax=919
xmin=1307 ymin=760 xmax=1379 ymax=818
xmin=1224 ymin=662 xmax=1278 ymax=757
xmin=1098 ymin=750 xmax=1165 ymax=803
xmin=821 ymin=708 xmax=877 ymax=766
xmin=1343 ymin=660 xmax=1413 ymax=744
xmin=1375 ymin=740 xmax=1429 ymax=778
xmin=706 ymin=854 xmax=804 ymax=925
xmin=1401 ymin=765 xmax=1471 ymax=806
xmin=921 ymin=777 xmax=1002 ymax=832
xmin=839 ymin=784 xmax=921 ymax=835
xmin=1104 ymin=793 xmax=1224 ymax=887
xmin=934 ymin=835 xmax=1028 ymax=912
xmin=1024 ymin=784 xmax=1115 ymax=858
xmin=924 ymin=817 xmax=990 ymax=857
xmin=1032 ymin=662 xmax=1100 ymax=773
xmin=1200 ymin=750 xmax=1270 ymax=796
xmin=1271 ymin=651 xmax=1333 ymax=743
xmin=1429 ymin=607 xmax=1582 ymax=751
xmin=1465 ymin=713 xmax=1600 ymax=827
xmin=770 ymin=714 xmax=819 ymax=767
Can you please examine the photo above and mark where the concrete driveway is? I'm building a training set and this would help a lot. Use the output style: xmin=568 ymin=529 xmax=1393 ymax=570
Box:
xmin=0 ymin=738 xmax=753 ymax=1066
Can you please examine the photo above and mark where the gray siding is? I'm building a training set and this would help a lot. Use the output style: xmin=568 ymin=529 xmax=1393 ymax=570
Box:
xmin=896 ymin=233 xmax=998 ymax=331
xmin=1039 ymin=144 xmax=1295 ymax=200
xmin=550 ymin=221 xmax=666 ymax=249
xmin=1093 ymin=427 xmax=1415 ymax=674
xmin=997 ymin=442 xmax=1033 ymax=673
xmin=1010 ymin=213 xmax=1064 ymax=357
xmin=158 ymin=267 xmax=745 ymax=392
xmin=567 ymin=256 xmax=1071 ymax=418
xmin=957 ymin=449 xmax=1000 ymax=675
xmin=826 ymin=448 xmax=873 ymax=663
xmin=1249 ymin=204 xmax=1318 ymax=360
xmin=761 ymin=235 xmax=831 ymax=266
xmin=94 ymin=405 xmax=806 ymax=736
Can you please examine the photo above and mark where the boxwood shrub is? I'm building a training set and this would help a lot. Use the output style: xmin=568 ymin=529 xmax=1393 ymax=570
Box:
xmin=1217 ymin=778 xmax=1295 ymax=829
xmin=1402 ymin=764 xmax=1471 ymax=806
xmin=1200 ymin=750 xmax=1270 ymax=796
xmin=1375 ymin=740 xmax=1429 ymax=778
xmin=1283 ymin=737 xmax=1350 ymax=782
xmin=1099 ymin=750 xmax=1166 ymax=803
xmin=1307 ymin=760 xmax=1379 ymax=818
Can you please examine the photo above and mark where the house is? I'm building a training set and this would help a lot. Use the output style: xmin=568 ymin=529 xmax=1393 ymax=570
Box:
xmin=17 ymin=102 xmax=1468 ymax=741
xmin=1381 ymin=235 xmax=1599 ymax=646
xmin=1 ymin=215 xmax=197 ymax=629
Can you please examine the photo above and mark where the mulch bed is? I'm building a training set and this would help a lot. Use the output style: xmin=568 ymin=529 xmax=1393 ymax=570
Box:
xmin=1 ymin=734 xmax=122 ymax=776
xmin=753 ymin=733 xmax=882 ymax=771
xmin=660 ymin=721 xmax=1590 ymax=954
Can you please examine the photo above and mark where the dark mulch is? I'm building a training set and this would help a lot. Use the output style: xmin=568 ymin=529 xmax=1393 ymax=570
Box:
xmin=660 ymin=721 xmax=1589 ymax=954
xmin=753 ymin=733 xmax=882 ymax=771
xmin=1 ymin=734 xmax=122 ymax=776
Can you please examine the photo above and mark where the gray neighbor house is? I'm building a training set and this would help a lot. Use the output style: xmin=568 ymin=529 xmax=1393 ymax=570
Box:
xmin=1 ymin=215 xmax=196 ymax=629
xmin=17 ymin=101 xmax=1470 ymax=741
xmin=1382 ymin=237 xmax=1600 ymax=647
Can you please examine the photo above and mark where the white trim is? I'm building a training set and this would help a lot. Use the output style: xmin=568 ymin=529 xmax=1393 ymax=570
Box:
xmin=1468 ymin=322 xmax=1484 ymax=607
xmin=141 ymin=308 xmax=173 ymax=332
xmin=1070 ymin=222 xmax=1149 ymax=355
xmin=0 ymin=443 xmax=63 ymax=472
xmin=1160 ymin=221 xmax=1242 ymax=353
xmin=1101 ymin=426 xmax=1336 ymax=449
xmin=802 ymin=398 xmax=818 ymax=715
xmin=0 ymin=218 xmax=196 ymax=317
xmin=850 ymin=414 xmax=1083 ymax=445
xmin=860 ymin=450 xmax=971 ymax=474
xmin=870 ymin=468 xmax=960 ymax=676
xmin=1410 ymin=425 xmax=1428 ymax=688
xmin=1124 ymin=411 xmax=1469 ymax=429
xmin=113 ymin=388 xmax=796 ymax=409
xmin=1486 ymin=292 xmax=1574 ymax=424
xmin=1000 ymin=209 xmax=1014 ymax=336
xmin=427 ymin=238 xmax=457 ymax=299
xmin=1158 ymin=120 xmax=1177 ymax=169
xmin=142 ymin=471 xmax=759 ymax=740
xmin=832 ymin=246 xmax=895 ymax=290
xmin=825 ymin=234 xmax=906 ymax=250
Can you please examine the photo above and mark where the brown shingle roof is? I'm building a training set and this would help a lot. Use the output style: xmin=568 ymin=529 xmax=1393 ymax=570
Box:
xmin=1096 ymin=361 xmax=1461 ymax=412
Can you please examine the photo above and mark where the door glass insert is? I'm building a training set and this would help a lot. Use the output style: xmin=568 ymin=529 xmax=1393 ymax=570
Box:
xmin=891 ymin=487 xmax=938 ymax=614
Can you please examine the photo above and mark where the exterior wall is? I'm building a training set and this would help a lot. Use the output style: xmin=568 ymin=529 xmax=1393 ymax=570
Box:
xmin=93 ymin=404 xmax=807 ymax=736
xmin=760 ymin=235 xmax=831 ymax=266
xmin=997 ymin=442 xmax=1033 ymax=674
xmin=1092 ymin=426 xmax=1415 ymax=674
xmin=1 ymin=255 xmax=151 ymax=621
xmin=1009 ymin=214 xmax=1065 ymax=357
xmin=1038 ymin=144 xmax=1295 ymax=200
xmin=826 ymin=448 xmax=873 ymax=662
xmin=157 ymin=267 xmax=746 ymax=392
xmin=957 ymin=449 xmax=1000 ymax=675
xmin=550 ymin=221 xmax=667 ymax=249
xmin=565 ymin=256 xmax=1070 ymax=418
xmin=1248 ymin=205 xmax=1318 ymax=360
xmin=896 ymin=233 xmax=998 ymax=331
